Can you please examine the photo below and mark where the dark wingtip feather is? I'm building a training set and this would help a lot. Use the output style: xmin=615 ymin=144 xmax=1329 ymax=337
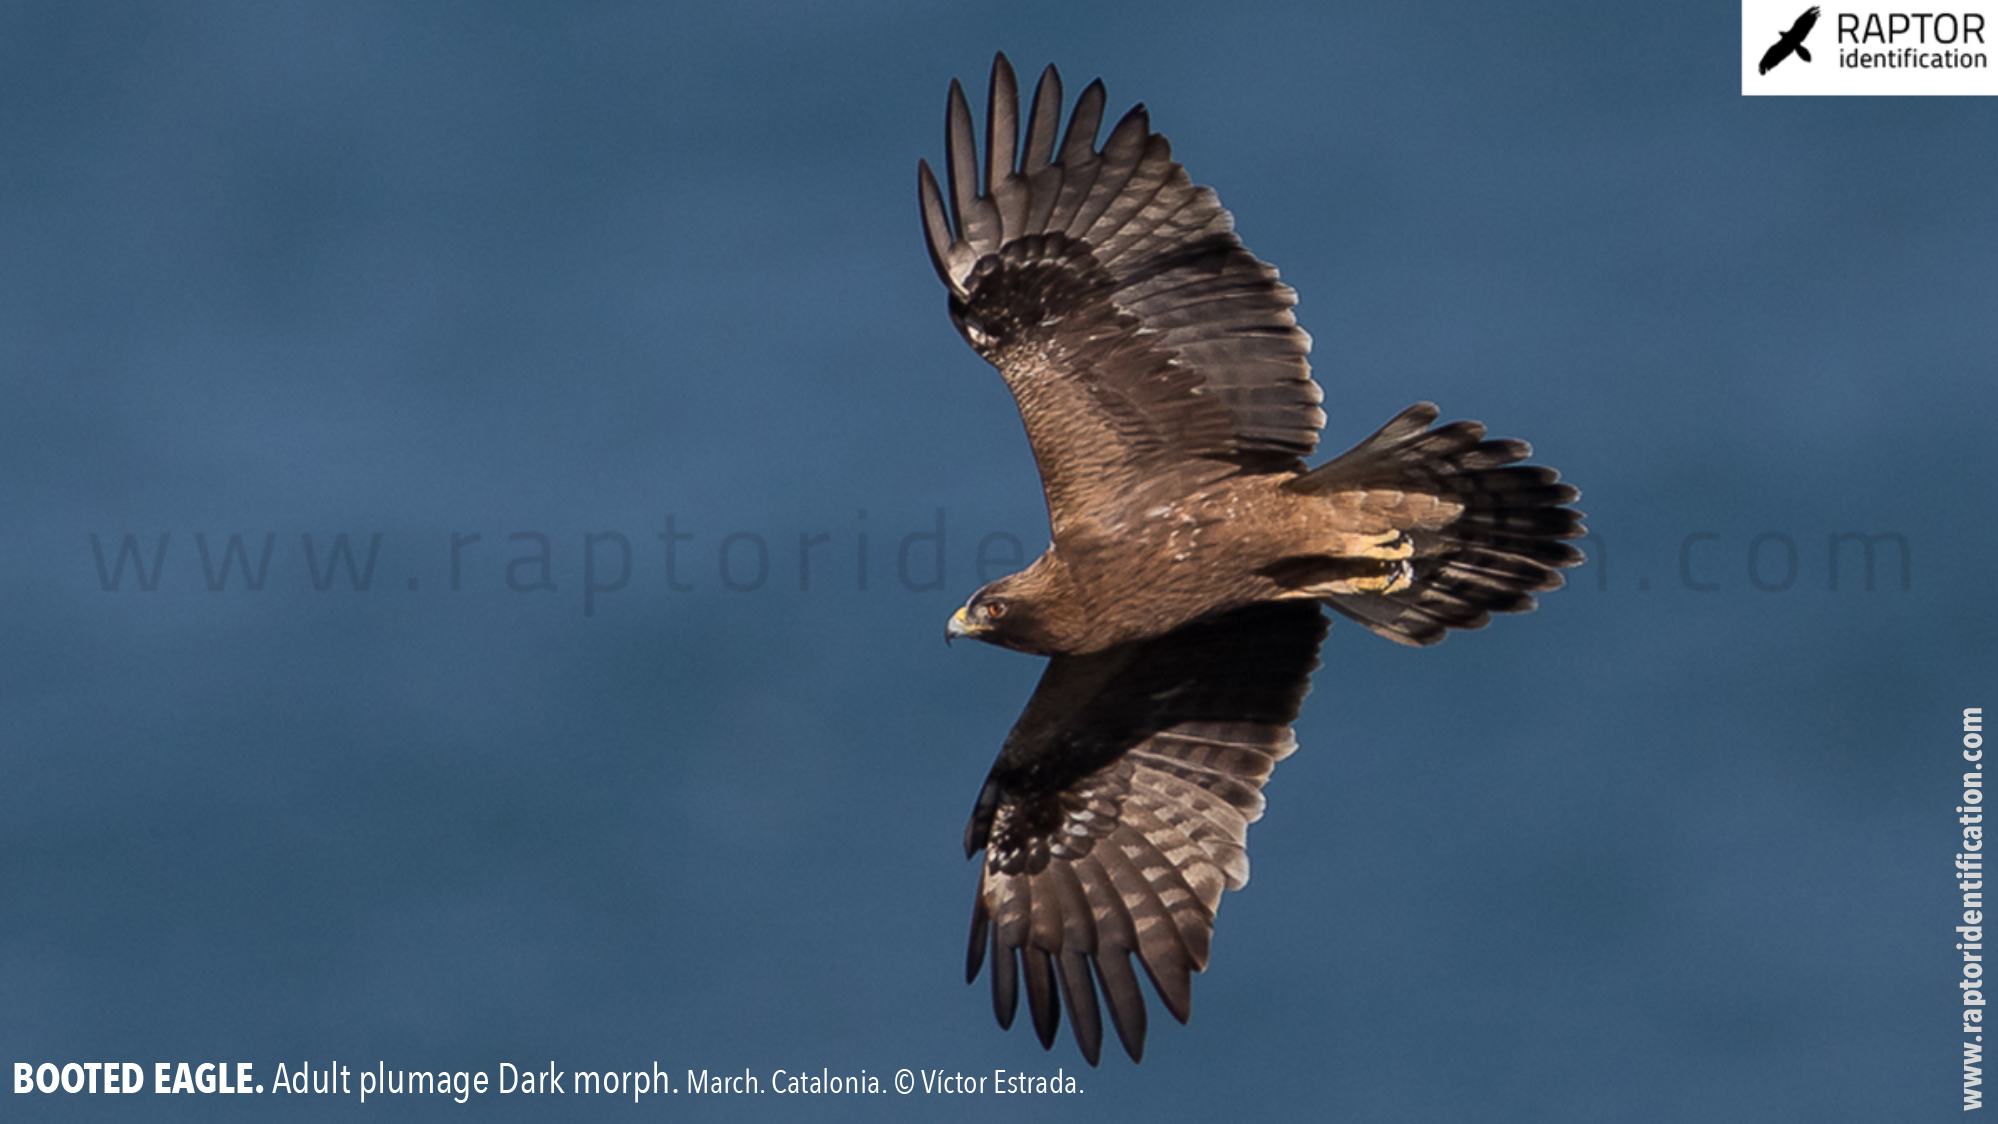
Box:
xmin=944 ymin=78 xmax=976 ymax=240
xmin=1058 ymin=953 xmax=1104 ymax=1066
xmin=917 ymin=160 xmax=954 ymax=286
xmin=1059 ymin=79 xmax=1108 ymax=165
xmin=966 ymin=896 xmax=990 ymax=984
xmin=984 ymin=54 xmax=1019 ymax=197
xmin=1111 ymin=102 xmax=1150 ymax=140
xmin=1023 ymin=949 xmax=1062 ymax=1049
xmin=992 ymin=943 xmax=1019 ymax=1030
xmin=1023 ymin=64 xmax=1063 ymax=172
xmin=1096 ymin=951 xmax=1148 ymax=1062
xmin=1137 ymin=952 xmax=1193 ymax=1026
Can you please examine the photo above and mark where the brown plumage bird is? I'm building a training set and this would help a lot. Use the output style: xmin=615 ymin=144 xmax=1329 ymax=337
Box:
xmin=921 ymin=55 xmax=1583 ymax=1064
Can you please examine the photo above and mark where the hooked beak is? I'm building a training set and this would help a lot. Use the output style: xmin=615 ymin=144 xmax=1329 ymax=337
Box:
xmin=945 ymin=606 xmax=979 ymax=645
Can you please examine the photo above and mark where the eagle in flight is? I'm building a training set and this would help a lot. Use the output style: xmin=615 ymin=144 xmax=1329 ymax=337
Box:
xmin=919 ymin=55 xmax=1583 ymax=1064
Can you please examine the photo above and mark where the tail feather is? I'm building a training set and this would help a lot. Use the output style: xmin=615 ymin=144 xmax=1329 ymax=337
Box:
xmin=1286 ymin=403 xmax=1584 ymax=646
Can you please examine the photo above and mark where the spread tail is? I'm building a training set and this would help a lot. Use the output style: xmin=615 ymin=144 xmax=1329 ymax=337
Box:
xmin=1281 ymin=403 xmax=1585 ymax=646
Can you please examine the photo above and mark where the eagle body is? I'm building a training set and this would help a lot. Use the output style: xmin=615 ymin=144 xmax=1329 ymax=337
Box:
xmin=976 ymin=467 xmax=1466 ymax=656
xmin=920 ymin=55 xmax=1584 ymax=1065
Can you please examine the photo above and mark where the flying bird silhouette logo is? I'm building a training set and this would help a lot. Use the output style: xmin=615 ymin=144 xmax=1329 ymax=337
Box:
xmin=1759 ymin=6 xmax=1821 ymax=74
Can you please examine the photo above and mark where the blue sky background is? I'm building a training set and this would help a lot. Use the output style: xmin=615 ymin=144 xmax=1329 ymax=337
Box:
xmin=4 ymin=2 xmax=1994 ymax=1121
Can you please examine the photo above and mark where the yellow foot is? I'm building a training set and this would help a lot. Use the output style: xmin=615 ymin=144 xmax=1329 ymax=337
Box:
xmin=1296 ymin=556 xmax=1413 ymax=597
xmin=1351 ymin=529 xmax=1413 ymax=562
xmin=1343 ymin=559 xmax=1413 ymax=595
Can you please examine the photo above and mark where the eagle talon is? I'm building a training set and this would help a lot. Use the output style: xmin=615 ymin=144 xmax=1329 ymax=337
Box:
xmin=1352 ymin=560 xmax=1414 ymax=595
xmin=1358 ymin=530 xmax=1413 ymax=561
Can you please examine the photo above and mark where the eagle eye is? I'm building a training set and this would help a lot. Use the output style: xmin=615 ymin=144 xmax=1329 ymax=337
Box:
xmin=984 ymin=599 xmax=1008 ymax=620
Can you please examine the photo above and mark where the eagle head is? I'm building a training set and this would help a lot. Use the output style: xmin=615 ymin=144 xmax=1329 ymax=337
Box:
xmin=945 ymin=582 xmax=1069 ymax=655
xmin=945 ymin=551 xmax=1089 ymax=656
xmin=946 ymin=588 xmax=1030 ymax=649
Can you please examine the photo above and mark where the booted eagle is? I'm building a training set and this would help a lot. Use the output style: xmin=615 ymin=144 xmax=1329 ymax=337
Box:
xmin=920 ymin=55 xmax=1583 ymax=1064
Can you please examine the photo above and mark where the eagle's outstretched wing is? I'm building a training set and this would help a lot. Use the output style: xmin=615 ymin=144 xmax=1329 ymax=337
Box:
xmin=918 ymin=55 xmax=1324 ymax=535
xmin=962 ymin=602 xmax=1327 ymax=1063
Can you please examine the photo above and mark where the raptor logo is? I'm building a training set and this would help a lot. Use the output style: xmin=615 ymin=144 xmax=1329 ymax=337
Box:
xmin=1760 ymin=5 xmax=1823 ymax=72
